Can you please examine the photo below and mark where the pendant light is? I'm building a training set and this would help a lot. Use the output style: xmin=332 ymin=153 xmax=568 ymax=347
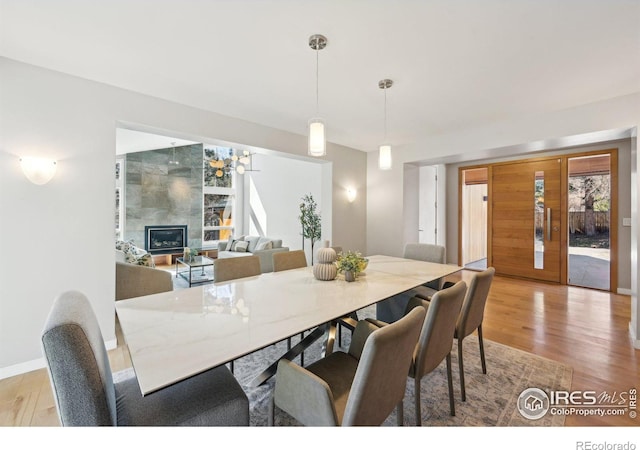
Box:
xmin=378 ymin=79 xmax=393 ymax=170
xmin=308 ymin=34 xmax=327 ymax=157
xmin=169 ymin=142 xmax=179 ymax=165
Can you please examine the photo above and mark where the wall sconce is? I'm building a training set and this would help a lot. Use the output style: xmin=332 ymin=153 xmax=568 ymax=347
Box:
xmin=346 ymin=188 xmax=357 ymax=203
xmin=20 ymin=157 xmax=57 ymax=185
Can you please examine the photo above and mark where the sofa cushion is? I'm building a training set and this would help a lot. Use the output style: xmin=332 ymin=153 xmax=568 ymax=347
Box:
xmin=234 ymin=241 xmax=249 ymax=253
xmin=270 ymin=239 xmax=283 ymax=249
xmin=116 ymin=240 xmax=155 ymax=267
xmin=255 ymin=239 xmax=273 ymax=251
xmin=245 ymin=236 xmax=261 ymax=253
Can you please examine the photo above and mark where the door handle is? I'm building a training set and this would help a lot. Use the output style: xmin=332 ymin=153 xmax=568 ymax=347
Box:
xmin=547 ymin=208 xmax=551 ymax=241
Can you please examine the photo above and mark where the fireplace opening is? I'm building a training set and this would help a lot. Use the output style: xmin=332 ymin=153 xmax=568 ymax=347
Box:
xmin=144 ymin=225 xmax=187 ymax=254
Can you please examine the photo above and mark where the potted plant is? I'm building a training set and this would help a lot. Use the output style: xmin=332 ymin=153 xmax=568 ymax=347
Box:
xmin=299 ymin=193 xmax=322 ymax=264
xmin=335 ymin=251 xmax=368 ymax=282
xmin=184 ymin=247 xmax=198 ymax=262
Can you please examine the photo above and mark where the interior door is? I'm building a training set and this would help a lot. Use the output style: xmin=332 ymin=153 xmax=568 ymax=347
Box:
xmin=491 ymin=158 xmax=561 ymax=282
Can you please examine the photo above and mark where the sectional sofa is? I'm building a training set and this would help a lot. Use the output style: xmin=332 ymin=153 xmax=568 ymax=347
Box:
xmin=217 ymin=235 xmax=289 ymax=273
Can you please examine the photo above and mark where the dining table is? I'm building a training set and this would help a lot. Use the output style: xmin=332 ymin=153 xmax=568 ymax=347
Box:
xmin=115 ymin=254 xmax=462 ymax=396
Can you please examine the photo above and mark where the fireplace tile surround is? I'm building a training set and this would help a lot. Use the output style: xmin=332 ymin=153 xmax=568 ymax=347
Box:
xmin=123 ymin=144 xmax=203 ymax=250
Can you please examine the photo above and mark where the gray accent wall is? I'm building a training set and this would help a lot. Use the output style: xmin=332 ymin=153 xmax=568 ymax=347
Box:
xmin=124 ymin=144 xmax=203 ymax=250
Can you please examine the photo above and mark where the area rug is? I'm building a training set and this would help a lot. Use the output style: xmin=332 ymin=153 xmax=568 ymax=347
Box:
xmin=230 ymin=307 xmax=572 ymax=427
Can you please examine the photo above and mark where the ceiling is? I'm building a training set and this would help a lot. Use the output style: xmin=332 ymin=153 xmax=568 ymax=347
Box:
xmin=2 ymin=0 xmax=639 ymax=153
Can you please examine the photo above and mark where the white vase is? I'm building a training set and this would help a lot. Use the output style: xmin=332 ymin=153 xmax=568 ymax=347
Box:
xmin=313 ymin=241 xmax=337 ymax=281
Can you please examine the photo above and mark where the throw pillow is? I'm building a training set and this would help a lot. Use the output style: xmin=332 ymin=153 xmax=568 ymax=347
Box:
xmin=136 ymin=253 xmax=155 ymax=267
xmin=234 ymin=241 xmax=249 ymax=252
xmin=255 ymin=240 xmax=273 ymax=251
xmin=116 ymin=240 xmax=134 ymax=253
xmin=245 ymin=236 xmax=261 ymax=253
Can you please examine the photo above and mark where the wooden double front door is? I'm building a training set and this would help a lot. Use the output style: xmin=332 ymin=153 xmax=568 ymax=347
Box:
xmin=491 ymin=158 xmax=562 ymax=283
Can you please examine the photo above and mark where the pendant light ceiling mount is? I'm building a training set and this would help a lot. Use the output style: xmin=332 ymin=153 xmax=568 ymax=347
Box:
xmin=308 ymin=34 xmax=328 ymax=157
xmin=379 ymin=79 xmax=393 ymax=90
xmin=378 ymin=78 xmax=394 ymax=170
xmin=308 ymin=34 xmax=327 ymax=51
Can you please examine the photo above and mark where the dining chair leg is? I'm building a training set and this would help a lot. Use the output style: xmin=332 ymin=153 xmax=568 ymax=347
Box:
xmin=268 ymin=393 xmax=275 ymax=426
xmin=478 ymin=324 xmax=487 ymax=374
xmin=396 ymin=400 xmax=404 ymax=426
xmin=300 ymin=332 xmax=305 ymax=366
xmin=414 ymin=377 xmax=422 ymax=426
xmin=229 ymin=360 xmax=234 ymax=374
xmin=458 ymin=337 xmax=466 ymax=402
xmin=446 ymin=352 xmax=455 ymax=416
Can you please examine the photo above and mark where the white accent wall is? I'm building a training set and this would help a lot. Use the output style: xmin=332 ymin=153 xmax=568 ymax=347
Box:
xmin=245 ymin=153 xmax=328 ymax=265
xmin=0 ymin=57 xmax=367 ymax=377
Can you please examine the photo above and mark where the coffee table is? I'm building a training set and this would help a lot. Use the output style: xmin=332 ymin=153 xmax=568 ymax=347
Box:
xmin=175 ymin=255 xmax=215 ymax=287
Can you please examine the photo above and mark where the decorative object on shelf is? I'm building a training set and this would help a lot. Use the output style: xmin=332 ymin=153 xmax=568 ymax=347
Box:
xmin=299 ymin=193 xmax=322 ymax=264
xmin=378 ymin=78 xmax=394 ymax=170
xmin=308 ymin=34 xmax=327 ymax=157
xmin=335 ymin=250 xmax=368 ymax=282
xmin=20 ymin=156 xmax=57 ymax=185
xmin=313 ymin=240 xmax=337 ymax=281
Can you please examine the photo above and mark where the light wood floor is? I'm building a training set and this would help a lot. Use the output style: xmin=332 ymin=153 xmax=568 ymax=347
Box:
xmin=1 ymin=271 xmax=637 ymax=427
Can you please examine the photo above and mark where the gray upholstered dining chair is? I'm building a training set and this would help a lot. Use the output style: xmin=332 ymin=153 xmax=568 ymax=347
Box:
xmin=367 ymin=280 xmax=466 ymax=425
xmin=214 ymin=255 xmax=261 ymax=282
xmin=273 ymin=250 xmax=308 ymax=362
xmin=455 ymin=267 xmax=495 ymax=401
xmin=272 ymin=250 xmax=307 ymax=272
xmin=41 ymin=290 xmax=249 ymax=426
xmin=115 ymin=261 xmax=173 ymax=300
xmin=409 ymin=281 xmax=466 ymax=425
xmin=376 ymin=242 xmax=448 ymax=323
xmin=268 ymin=306 xmax=425 ymax=426
xmin=214 ymin=255 xmax=262 ymax=373
xmin=404 ymin=242 xmax=447 ymax=294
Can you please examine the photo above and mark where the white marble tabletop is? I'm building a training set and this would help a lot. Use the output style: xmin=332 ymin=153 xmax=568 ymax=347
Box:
xmin=115 ymin=255 xmax=461 ymax=395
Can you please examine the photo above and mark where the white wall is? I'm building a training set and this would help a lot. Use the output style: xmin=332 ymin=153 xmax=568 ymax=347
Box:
xmin=0 ymin=57 xmax=367 ymax=377
xmin=367 ymin=92 xmax=640 ymax=347
xmin=246 ymin=153 xmax=326 ymax=265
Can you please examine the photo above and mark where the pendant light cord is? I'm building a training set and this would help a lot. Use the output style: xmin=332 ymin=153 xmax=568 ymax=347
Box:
xmin=315 ymin=47 xmax=320 ymax=116
xmin=383 ymin=86 xmax=388 ymax=142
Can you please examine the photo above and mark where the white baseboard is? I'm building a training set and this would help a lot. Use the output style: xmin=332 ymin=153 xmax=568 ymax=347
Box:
xmin=630 ymin=322 xmax=640 ymax=349
xmin=0 ymin=337 xmax=118 ymax=381
xmin=617 ymin=288 xmax=632 ymax=295
xmin=0 ymin=357 xmax=45 ymax=380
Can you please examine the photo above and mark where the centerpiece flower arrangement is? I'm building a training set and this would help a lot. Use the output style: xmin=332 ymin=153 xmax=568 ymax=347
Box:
xmin=335 ymin=251 xmax=368 ymax=282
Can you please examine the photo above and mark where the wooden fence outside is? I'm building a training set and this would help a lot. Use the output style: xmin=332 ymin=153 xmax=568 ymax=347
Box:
xmin=534 ymin=211 xmax=609 ymax=234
